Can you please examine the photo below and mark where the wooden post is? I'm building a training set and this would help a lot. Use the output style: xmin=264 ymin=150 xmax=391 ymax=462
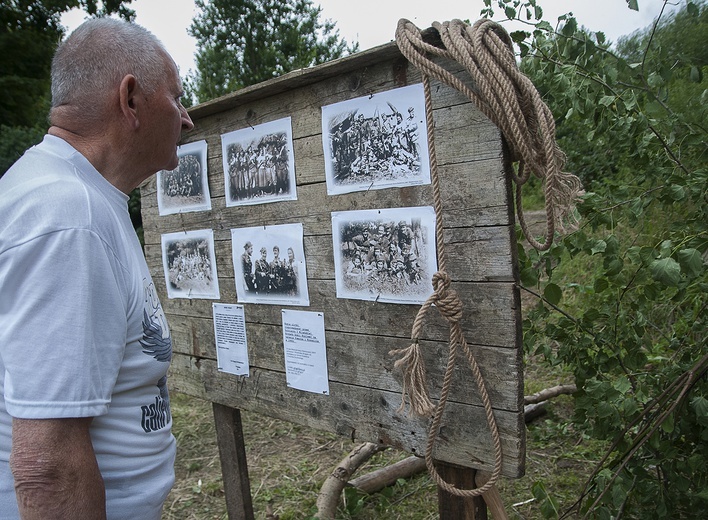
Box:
xmin=212 ymin=403 xmax=254 ymax=520
xmin=436 ymin=462 xmax=487 ymax=520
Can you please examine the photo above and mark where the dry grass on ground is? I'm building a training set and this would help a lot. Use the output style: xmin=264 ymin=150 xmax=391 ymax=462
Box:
xmin=162 ymin=354 xmax=601 ymax=520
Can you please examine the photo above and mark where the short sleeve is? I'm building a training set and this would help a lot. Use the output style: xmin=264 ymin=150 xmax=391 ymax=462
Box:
xmin=1 ymin=228 xmax=128 ymax=419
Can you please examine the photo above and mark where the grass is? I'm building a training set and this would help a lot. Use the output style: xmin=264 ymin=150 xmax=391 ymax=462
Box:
xmin=162 ymin=350 xmax=603 ymax=520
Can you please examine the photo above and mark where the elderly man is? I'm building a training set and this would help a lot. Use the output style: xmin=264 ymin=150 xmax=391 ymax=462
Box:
xmin=0 ymin=18 xmax=193 ymax=519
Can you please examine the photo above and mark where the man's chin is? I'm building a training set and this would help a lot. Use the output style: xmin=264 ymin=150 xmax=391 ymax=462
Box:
xmin=165 ymin=155 xmax=179 ymax=172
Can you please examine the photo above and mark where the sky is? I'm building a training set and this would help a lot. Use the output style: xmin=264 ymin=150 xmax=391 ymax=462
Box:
xmin=60 ymin=0 xmax=676 ymax=75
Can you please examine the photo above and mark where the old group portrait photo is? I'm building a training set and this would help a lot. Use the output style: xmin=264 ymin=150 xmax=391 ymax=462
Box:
xmin=161 ymin=229 xmax=220 ymax=299
xmin=221 ymin=117 xmax=298 ymax=207
xmin=156 ymin=140 xmax=211 ymax=215
xmin=331 ymin=206 xmax=437 ymax=304
xmin=322 ymin=83 xmax=431 ymax=195
xmin=231 ymin=223 xmax=310 ymax=306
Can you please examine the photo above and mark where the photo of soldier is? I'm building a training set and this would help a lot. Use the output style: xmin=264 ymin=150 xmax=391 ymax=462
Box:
xmin=327 ymin=105 xmax=421 ymax=184
xmin=230 ymin=223 xmax=309 ymax=306
xmin=322 ymin=84 xmax=431 ymax=195
xmin=253 ymin=247 xmax=270 ymax=294
xmin=241 ymin=241 xmax=255 ymax=291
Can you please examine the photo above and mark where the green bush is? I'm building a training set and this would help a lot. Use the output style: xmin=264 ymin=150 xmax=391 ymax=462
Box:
xmin=483 ymin=1 xmax=707 ymax=516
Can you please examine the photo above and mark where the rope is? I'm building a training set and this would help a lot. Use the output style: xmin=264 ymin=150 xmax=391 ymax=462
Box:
xmin=389 ymin=17 xmax=582 ymax=498
xmin=395 ymin=18 xmax=583 ymax=251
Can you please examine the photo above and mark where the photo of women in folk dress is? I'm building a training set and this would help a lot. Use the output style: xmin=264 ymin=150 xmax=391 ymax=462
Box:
xmin=222 ymin=118 xmax=297 ymax=207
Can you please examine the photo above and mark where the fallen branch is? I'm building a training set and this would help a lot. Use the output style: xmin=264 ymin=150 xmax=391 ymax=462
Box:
xmin=524 ymin=384 xmax=577 ymax=405
xmin=316 ymin=384 xmax=576 ymax=516
xmin=315 ymin=441 xmax=386 ymax=519
xmin=349 ymin=455 xmax=426 ymax=493
xmin=524 ymin=402 xmax=548 ymax=423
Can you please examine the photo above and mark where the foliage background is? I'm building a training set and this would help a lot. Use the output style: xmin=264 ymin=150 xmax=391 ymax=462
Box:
xmin=1 ymin=0 xmax=705 ymax=518
xmin=481 ymin=0 xmax=706 ymax=516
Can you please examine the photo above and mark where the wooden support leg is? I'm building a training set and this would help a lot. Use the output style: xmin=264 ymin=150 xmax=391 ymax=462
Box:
xmin=436 ymin=462 xmax=487 ymax=520
xmin=212 ymin=403 xmax=254 ymax=520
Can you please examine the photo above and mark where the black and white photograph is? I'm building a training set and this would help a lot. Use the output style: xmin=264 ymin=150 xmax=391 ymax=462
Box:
xmin=156 ymin=140 xmax=211 ymax=215
xmin=221 ymin=117 xmax=297 ymax=207
xmin=161 ymin=229 xmax=220 ymax=299
xmin=331 ymin=206 xmax=437 ymax=304
xmin=322 ymin=83 xmax=431 ymax=195
xmin=231 ymin=223 xmax=309 ymax=306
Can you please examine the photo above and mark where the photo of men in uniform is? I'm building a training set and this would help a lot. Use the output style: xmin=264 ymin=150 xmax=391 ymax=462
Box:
xmin=332 ymin=206 xmax=437 ymax=304
xmin=156 ymin=140 xmax=211 ymax=215
xmin=322 ymin=83 xmax=431 ymax=195
xmin=221 ymin=117 xmax=297 ymax=207
xmin=231 ymin=223 xmax=309 ymax=306
xmin=161 ymin=229 xmax=220 ymax=299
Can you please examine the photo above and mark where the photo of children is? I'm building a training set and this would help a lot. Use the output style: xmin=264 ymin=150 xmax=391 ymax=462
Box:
xmin=156 ymin=140 xmax=211 ymax=215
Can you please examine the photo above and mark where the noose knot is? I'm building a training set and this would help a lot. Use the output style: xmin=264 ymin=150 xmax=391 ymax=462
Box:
xmin=431 ymin=271 xmax=463 ymax=323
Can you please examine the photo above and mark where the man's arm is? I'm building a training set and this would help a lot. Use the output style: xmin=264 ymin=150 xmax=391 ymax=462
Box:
xmin=10 ymin=417 xmax=107 ymax=520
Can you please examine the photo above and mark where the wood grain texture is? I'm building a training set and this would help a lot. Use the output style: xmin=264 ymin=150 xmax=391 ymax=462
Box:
xmin=142 ymin=40 xmax=525 ymax=477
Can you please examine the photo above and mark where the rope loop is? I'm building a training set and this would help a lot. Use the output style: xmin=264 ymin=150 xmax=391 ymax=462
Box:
xmin=396 ymin=17 xmax=583 ymax=251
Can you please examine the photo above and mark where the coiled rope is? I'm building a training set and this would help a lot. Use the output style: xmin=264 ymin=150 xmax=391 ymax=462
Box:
xmin=389 ymin=18 xmax=582 ymax=498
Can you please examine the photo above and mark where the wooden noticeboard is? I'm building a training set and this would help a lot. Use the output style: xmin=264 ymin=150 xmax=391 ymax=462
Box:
xmin=141 ymin=37 xmax=525 ymax=485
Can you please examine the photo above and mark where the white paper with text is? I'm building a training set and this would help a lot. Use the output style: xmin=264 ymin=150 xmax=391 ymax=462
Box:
xmin=282 ymin=309 xmax=329 ymax=394
xmin=213 ymin=303 xmax=250 ymax=376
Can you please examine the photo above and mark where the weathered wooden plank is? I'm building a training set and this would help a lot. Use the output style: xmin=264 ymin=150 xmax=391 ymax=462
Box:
xmin=169 ymin=355 xmax=524 ymax=478
xmin=144 ymin=224 xmax=515 ymax=284
xmin=140 ymin=90 xmax=503 ymax=213
xmin=166 ymin=317 xmax=522 ymax=411
xmin=151 ymin=279 xmax=520 ymax=349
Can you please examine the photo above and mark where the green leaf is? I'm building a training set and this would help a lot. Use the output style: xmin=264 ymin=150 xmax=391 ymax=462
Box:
xmin=613 ymin=376 xmax=631 ymax=394
xmin=536 ymin=20 xmax=553 ymax=32
xmin=647 ymin=72 xmax=665 ymax=88
xmin=661 ymin=413 xmax=675 ymax=433
xmin=520 ymin=267 xmax=539 ymax=287
xmin=677 ymin=248 xmax=703 ymax=278
xmin=593 ymin=277 xmax=609 ymax=293
xmin=690 ymin=66 xmax=703 ymax=83
xmin=591 ymin=240 xmax=607 ymax=255
xmin=599 ymin=95 xmax=615 ymax=107
xmin=691 ymin=396 xmax=708 ymax=426
xmin=650 ymin=257 xmax=681 ymax=286
xmin=510 ymin=30 xmax=528 ymax=43
xmin=626 ymin=0 xmax=639 ymax=11
xmin=544 ymin=283 xmax=562 ymax=305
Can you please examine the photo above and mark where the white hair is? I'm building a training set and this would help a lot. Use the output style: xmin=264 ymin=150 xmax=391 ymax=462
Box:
xmin=51 ymin=18 xmax=168 ymax=109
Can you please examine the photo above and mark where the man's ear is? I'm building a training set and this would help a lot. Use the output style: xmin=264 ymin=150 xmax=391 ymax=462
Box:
xmin=119 ymin=74 xmax=140 ymax=130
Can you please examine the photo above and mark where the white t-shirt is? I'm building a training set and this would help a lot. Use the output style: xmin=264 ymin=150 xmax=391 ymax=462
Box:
xmin=0 ymin=135 xmax=175 ymax=520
